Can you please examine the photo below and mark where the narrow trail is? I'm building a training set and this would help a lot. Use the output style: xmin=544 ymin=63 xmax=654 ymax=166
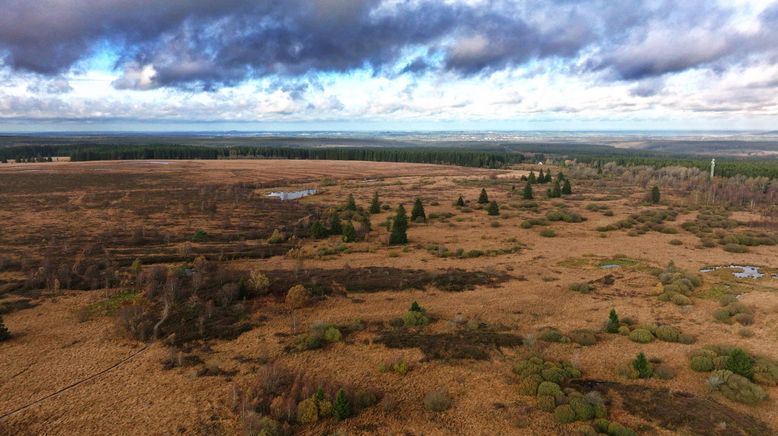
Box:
xmin=0 ymin=344 xmax=150 ymax=420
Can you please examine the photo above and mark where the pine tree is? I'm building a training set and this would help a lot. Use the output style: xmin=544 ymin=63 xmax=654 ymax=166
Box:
xmin=522 ymin=182 xmax=533 ymax=200
xmin=557 ymin=172 xmax=566 ymax=182
xmin=345 ymin=193 xmax=357 ymax=211
xmin=455 ymin=195 xmax=465 ymax=207
xmin=607 ymin=309 xmax=620 ymax=334
xmin=650 ymin=186 xmax=661 ymax=204
xmin=633 ymin=352 xmax=652 ymax=379
xmin=538 ymin=169 xmax=545 ymax=184
xmin=549 ymin=180 xmax=561 ymax=198
xmin=411 ymin=198 xmax=426 ymax=222
xmin=561 ymin=179 xmax=572 ymax=195
xmin=342 ymin=221 xmax=357 ymax=243
xmin=478 ymin=188 xmax=489 ymax=204
xmin=389 ymin=204 xmax=408 ymax=245
xmin=527 ymin=171 xmax=536 ymax=184
xmin=369 ymin=192 xmax=381 ymax=214
xmin=410 ymin=301 xmax=425 ymax=313
xmin=0 ymin=316 xmax=10 ymax=341
xmin=333 ymin=389 xmax=351 ymax=421
xmin=544 ymin=171 xmax=553 ymax=183
xmin=329 ymin=213 xmax=343 ymax=235
xmin=310 ymin=220 xmax=327 ymax=239
xmin=487 ymin=200 xmax=499 ymax=216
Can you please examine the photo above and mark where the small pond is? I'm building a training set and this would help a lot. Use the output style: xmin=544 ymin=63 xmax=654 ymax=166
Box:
xmin=600 ymin=264 xmax=621 ymax=269
xmin=267 ymin=189 xmax=317 ymax=201
xmin=699 ymin=265 xmax=765 ymax=279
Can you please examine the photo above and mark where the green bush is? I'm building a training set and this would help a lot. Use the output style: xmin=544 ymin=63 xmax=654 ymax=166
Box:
xmin=726 ymin=348 xmax=754 ymax=380
xmin=403 ymin=311 xmax=430 ymax=327
xmin=541 ymin=367 xmax=567 ymax=384
xmin=333 ymin=388 xmax=351 ymax=420
xmin=632 ymin=352 xmax=653 ymax=379
xmin=554 ymin=405 xmax=577 ymax=424
xmin=537 ymin=381 xmax=562 ymax=396
xmin=569 ymin=282 xmax=592 ymax=293
xmin=517 ymin=375 xmax=542 ymax=395
xmin=297 ymin=398 xmax=319 ymax=424
xmin=540 ymin=228 xmax=556 ymax=237
xmin=690 ymin=356 xmax=714 ymax=372
xmin=323 ymin=326 xmax=342 ymax=343
xmin=606 ymin=309 xmax=620 ymax=334
xmin=628 ymin=329 xmax=654 ymax=343
xmin=608 ymin=421 xmax=638 ymax=436
xmin=538 ymin=327 xmax=569 ymax=343
xmin=723 ymin=243 xmax=749 ymax=253
xmin=617 ymin=326 xmax=630 ymax=336
xmin=569 ymin=397 xmax=595 ymax=420
xmin=708 ymin=370 xmax=767 ymax=404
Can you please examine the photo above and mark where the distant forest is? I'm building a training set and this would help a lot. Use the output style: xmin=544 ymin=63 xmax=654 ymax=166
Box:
xmin=1 ymin=140 xmax=778 ymax=178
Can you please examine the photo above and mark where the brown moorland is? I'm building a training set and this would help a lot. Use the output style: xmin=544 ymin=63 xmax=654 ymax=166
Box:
xmin=1 ymin=159 xmax=777 ymax=435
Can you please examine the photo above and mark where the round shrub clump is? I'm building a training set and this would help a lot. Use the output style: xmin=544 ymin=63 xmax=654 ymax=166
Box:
xmin=286 ymin=285 xmax=309 ymax=308
xmin=541 ymin=367 xmax=567 ymax=384
xmin=628 ymin=328 xmax=654 ymax=344
xmin=690 ymin=356 xmax=714 ymax=372
xmin=296 ymin=398 xmax=319 ymax=424
xmin=403 ymin=310 xmax=430 ymax=327
xmin=517 ymin=375 xmax=542 ymax=396
xmin=536 ymin=395 xmax=556 ymax=412
xmin=569 ymin=397 xmax=595 ymax=420
xmin=537 ymin=381 xmax=562 ymax=396
xmin=553 ymin=404 xmax=577 ymax=424
xmin=617 ymin=326 xmax=630 ymax=336
xmin=654 ymin=325 xmax=680 ymax=342
xmin=323 ymin=326 xmax=342 ymax=343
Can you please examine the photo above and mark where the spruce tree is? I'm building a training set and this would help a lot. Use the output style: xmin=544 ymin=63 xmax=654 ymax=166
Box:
xmin=557 ymin=172 xmax=566 ymax=182
xmin=345 ymin=193 xmax=357 ymax=211
xmin=342 ymin=221 xmax=357 ymax=243
xmin=310 ymin=220 xmax=327 ymax=239
xmin=455 ymin=195 xmax=465 ymax=207
xmin=369 ymin=192 xmax=381 ymax=214
xmin=0 ymin=316 xmax=9 ymax=341
xmin=411 ymin=198 xmax=426 ymax=222
xmin=544 ymin=171 xmax=553 ymax=183
xmin=522 ymin=182 xmax=533 ymax=200
xmin=329 ymin=213 xmax=343 ymax=235
xmin=561 ymin=179 xmax=572 ymax=195
xmin=410 ymin=301 xmax=425 ymax=313
xmin=607 ymin=309 xmax=620 ymax=333
xmin=487 ymin=200 xmax=499 ymax=216
xmin=333 ymin=389 xmax=351 ymax=421
xmin=478 ymin=188 xmax=489 ymax=204
xmin=389 ymin=204 xmax=409 ymax=245
xmin=650 ymin=186 xmax=661 ymax=204
xmin=527 ymin=171 xmax=536 ymax=184
xmin=538 ymin=169 xmax=545 ymax=184
xmin=633 ymin=352 xmax=652 ymax=379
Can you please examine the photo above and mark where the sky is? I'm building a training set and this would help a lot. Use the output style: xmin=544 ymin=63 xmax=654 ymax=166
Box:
xmin=1 ymin=0 xmax=778 ymax=132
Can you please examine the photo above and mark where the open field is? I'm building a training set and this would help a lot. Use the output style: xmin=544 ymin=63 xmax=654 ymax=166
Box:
xmin=1 ymin=159 xmax=777 ymax=435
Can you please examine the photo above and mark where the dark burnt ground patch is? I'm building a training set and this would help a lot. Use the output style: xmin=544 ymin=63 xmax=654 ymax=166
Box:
xmin=376 ymin=328 xmax=523 ymax=361
xmin=570 ymin=379 xmax=773 ymax=435
xmin=266 ymin=267 xmax=511 ymax=295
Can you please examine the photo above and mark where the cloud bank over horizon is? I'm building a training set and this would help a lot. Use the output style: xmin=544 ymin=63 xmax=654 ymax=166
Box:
xmin=1 ymin=0 xmax=777 ymax=130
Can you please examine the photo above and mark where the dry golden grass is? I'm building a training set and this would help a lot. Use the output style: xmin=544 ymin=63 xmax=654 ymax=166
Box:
xmin=1 ymin=159 xmax=777 ymax=435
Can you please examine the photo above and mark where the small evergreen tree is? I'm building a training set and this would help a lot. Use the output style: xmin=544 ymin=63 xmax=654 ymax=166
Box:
xmin=315 ymin=387 xmax=326 ymax=403
xmin=726 ymin=348 xmax=754 ymax=380
xmin=650 ymin=186 xmax=661 ymax=204
xmin=527 ymin=171 xmax=536 ymax=184
xmin=487 ymin=200 xmax=499 ymax=216
xmin=410 ymin=301 xmax=425 ymax=313
xmin=345 ymin=193 xmax=357 ymax=211
xmin=633 ymin=352 xmax=652 ymax=379
xmin=478 ymin=188 xmax=489 ymax=204
xmin=522 ymin=182 xmax=533 ymax=200
xmin=389 ymin=204 xmax=409 ymax=245
xmin=455 ymin=196 xmax=465 ymax=207
xmin=607 ymin=309 xmax=620 ymax=334
xmin=561 ymin=179 xmax=572 ymax=195
xmin=411 ymin=198 xmax=426 ymax=222
xmin=369 ymin=192 xmax=381 ymax=214
xmin=557 ymin=172 xmax=566 ymax=182
xmin=545 ymin=171 xmax=553 ymax=183
xmin=310 ymin=220 xmax=327 ymax=239
xmin=538 ymin=169 xmax=545 ymax=184
xmin=329 ymin=214 xmax=343 ymax=235
xmin=342 ymin=221 xmax=357 ymax=243
xmin=0 ymin=316 xmax=9 ymax=341
xmin=333 ymin=389 xmax=351 ymax=421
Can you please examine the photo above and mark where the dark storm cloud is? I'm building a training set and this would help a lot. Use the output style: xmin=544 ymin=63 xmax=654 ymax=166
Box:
xmin=0 ymin=0 xmax=776 ymax=90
